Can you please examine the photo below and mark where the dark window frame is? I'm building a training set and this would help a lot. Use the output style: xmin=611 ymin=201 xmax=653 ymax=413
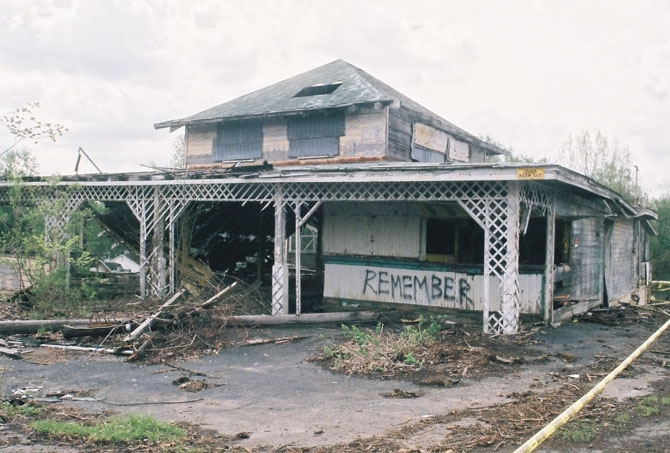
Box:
xmin=294 ymin=82 xmax=342 ymax=97
xmin=425 ymin=217 xmax=484 ymax=265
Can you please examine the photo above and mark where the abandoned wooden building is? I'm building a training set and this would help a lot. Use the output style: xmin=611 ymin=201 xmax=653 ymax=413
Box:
xmin=0 ymin=60 xmax=656 ymax=334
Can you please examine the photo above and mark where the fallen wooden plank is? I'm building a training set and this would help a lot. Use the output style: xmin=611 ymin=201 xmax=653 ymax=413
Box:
xmin=40 ymin=344 xmax=133 ymax=355
xmin=226 ymin=311 xmax=379 ymax=327
xmin=62 ymin=323 xmax=131 ymax=339
xmin=0 ymin=319 xmax=123 ymax=336
xmin=0 ymin=345 xmax=22 ymax=359
xmin=236 ymin=335 xmax=309 ymax=346
xmin=123 ymin=289 xmax=187 ymax=343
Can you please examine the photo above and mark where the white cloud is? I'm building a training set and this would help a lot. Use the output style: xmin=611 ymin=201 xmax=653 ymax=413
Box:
xmin=1 ymin=0 xmax=669 ymax=196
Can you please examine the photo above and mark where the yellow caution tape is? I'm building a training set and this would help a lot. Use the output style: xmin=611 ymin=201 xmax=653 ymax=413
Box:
xmin=514 ymin=314 xmax=670 ymax=453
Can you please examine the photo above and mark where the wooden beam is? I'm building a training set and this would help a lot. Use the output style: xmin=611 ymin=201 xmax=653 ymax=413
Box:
xmin=0 ymin=319 xmax=126 ymax=336
xmin=226 ymin=311 xmax=379 ymax=327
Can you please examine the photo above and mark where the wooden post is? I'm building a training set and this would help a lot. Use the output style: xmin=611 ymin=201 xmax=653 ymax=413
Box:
xmin=544 ymin=198 xmax=556 ymax=324
xmin=138 ymin=199 xmax=148 ymax=299
xmin=151 ymin=187 xmax=166 ymax=298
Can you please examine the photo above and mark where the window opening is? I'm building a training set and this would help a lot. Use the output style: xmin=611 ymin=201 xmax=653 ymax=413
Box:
xmin=519 ymin=217 xmax=547 ymax=265
xmin=294 ymin=82 xmax=342 ymax=97
xmin=426 ymin=218 xmax=484 ymax=265
xmin=554 ymin=218 xmax=571 ymax=264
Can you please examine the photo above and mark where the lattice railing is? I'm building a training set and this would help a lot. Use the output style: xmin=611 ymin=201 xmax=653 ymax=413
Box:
xmin=0 ymin=176 xmax=530 ymax=332
xmin=42 ymin=197 xmax=84 ymax=242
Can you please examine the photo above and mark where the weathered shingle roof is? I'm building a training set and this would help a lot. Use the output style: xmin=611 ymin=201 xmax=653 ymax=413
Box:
xmin=154 ymin=59 xmax=508 ymax=155
xmin=155 ymin=60 xmax=390 ymax=129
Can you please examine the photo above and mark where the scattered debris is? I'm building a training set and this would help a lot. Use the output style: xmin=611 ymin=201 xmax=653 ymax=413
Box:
xmin=171 ymin=376 xmax=221 ymax=392
xmin=493 ymin=355 xmax=521 ymax=364
xmin=159 ymin=361 xmax=221 ymax=379
xmin=0 ymin=345 xmax=21 ymax=359
xmin=557 ymin=352 xmax=578 ymax=363
xmin=381 ymin=388 xmax=424 ymax=399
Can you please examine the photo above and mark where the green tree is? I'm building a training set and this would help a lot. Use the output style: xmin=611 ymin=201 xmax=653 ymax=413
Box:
xmin=0 ymin=148 xmax=37 ymax=178
xmin=650 ymin=195 xmax=670 ymax=280
xmin=556 ymin=129 xmax=637 ymax=202
xmin=0 ymin=103 xmax=103 ymax=313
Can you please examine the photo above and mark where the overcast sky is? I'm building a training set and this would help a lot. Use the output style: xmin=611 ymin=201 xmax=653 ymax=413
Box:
xmin=1 ymin=0 xmax=669 ymax=197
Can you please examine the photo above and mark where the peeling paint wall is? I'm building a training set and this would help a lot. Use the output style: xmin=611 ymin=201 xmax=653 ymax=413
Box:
xmin=569 ymin=217 xmax=604 ymax=303
xmin=604 ymin=217 xmax=636 ymax=301
xmin=323 ymin=261 xmax=543 ymax=314
xmin=321 ymin=201 xmax=544 ymax=314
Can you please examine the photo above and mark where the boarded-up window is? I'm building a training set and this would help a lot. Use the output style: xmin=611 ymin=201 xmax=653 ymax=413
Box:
xmin=213 ymin=120 xmax=263 ymax=161
xmin=287 ymin=112 xmax=344 ymax=157
xmin=411 ymin=123 xmax=449 ymax=163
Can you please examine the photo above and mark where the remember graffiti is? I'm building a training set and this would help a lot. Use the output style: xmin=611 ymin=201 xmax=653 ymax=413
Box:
xmin=362 ymin=269 xmax=474 ymax=309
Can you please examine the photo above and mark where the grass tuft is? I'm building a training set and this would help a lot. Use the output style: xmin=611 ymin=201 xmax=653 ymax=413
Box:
xmin=31 ymin=413 xmax=185 ymax=443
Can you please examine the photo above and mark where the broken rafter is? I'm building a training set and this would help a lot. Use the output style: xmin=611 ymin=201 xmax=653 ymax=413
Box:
xmin=195 ymin=281 xmax=239 ymax=311
xmin=123 ymin=289 xmax=187 ymax=343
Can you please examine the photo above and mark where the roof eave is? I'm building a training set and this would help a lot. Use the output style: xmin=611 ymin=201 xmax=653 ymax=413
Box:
xmin=154 ymin=100 xmax=394 ymax=131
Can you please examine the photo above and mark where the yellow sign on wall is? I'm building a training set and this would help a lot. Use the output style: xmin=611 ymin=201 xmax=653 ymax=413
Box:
xmin=517 ymin=168 xmax=545 ymax=180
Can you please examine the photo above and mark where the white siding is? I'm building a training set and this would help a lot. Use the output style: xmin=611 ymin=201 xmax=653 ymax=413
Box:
xmin=322 ymin=214 xmax=420 ymax=259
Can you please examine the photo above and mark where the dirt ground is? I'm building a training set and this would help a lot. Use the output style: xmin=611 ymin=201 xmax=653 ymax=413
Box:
xmin=1 ymin=305 xmax=669 ymax=452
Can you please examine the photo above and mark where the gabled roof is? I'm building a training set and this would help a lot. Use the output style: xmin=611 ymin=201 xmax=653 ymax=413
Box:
xmin=154 ymin=60 xmax=508 ymax=155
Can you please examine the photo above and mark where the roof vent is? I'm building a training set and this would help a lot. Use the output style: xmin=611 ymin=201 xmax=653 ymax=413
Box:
xmin=294 ymin=82 xmax=342 ymax=97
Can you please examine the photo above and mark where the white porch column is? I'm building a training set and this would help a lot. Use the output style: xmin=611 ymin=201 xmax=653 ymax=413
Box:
xmin=500 ymin=181 xmax=521 ymax=334
xmin=272 ymin=186 xmax=288 ymax=315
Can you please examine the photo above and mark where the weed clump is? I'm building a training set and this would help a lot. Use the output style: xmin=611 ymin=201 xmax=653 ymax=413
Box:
xmin=318 ymin=315 xmax=448 ymax=376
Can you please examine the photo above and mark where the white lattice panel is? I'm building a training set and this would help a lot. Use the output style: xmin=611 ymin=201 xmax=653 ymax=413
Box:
xmin=2 ymin=176 xmax=537 ymax=332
